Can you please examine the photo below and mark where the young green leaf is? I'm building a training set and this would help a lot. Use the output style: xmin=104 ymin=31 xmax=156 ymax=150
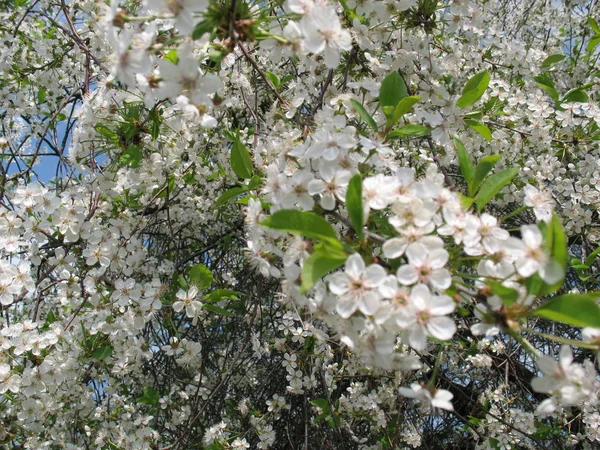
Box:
xmin=260 ymin=210 xmax=341 ymax=246
xmin=203 ymin=304 xmax=234 ymax=317
xmin=465 ymin=119 xmax=492 ymax=142
xmin=585 ymin=246 xmax=600 ymax=267
xmin=215 ymin=187 xmax=247 ymax=209
xmin=229 ymin=134 xmax=254 ymax=179
xmin=379 ymin=71 xmax=407 ymax=110
xmin=589 ymin=17 xmax=600 ymax=33
xmin=587 ymin=35 xmax=600 ymax=55
xmin=204 ymin=289 xmax=243 ymax=303
xmin=139 ymin=387 xmax=160 ymax=406
xmin=120 ymin=145 xmax=142 ymax=168
xmin=534 ymin=75 xmax=559 ymax=102
xmin=456 ymin=71 xmax=490 ymax=108
xmin=532 ymin=293 xmax=600 ymax=328
xmin=92 ymin=345 xmax=113 ymax=361
xmin=538 ymin=214 xmax=567 ymax=295
xmin=346 ymin=174 xmax=364 ymax=240
xmin=551 ymin=216 xmax=567 ymax=270
xmin=95 ymin=124 xmax=120 ymax=145
xmin=562 ymin=88 xmax=589 ymax=103
xmin=388 ymin=124 xmax=430 ymax=137
xmin=471 ymin=155 xmax=501 ymax=196
xmin=350 ymin=99 xmax=378 ymax=131
xmin=453 ymin=138 xmax=475 ymax=192
xmin=164 ymin=49 xmax=178 ymax=64
xmin=389 ymin=96 xmax=421 ymax=125
xmin=540 ymin=54 xmax=565 ymax=68
xmin=188 ymin=263 xmax=213 ymax=290
xmin=474 ymin=167 xmax=519 ymax=212
xmin=192 ymin=20 xmax=213 ymax=40
xmin=487 ymin=281 xmax=519 ymax=306
xmin=458 ymin=193 xmax=475 ymax=209
xmin=264 ymin=72 xmax=281 ymax=89
xmin=301 ymin=246 xmax=347 ymax=293
xmin=310 ymin=398 xmax=331 ymax=413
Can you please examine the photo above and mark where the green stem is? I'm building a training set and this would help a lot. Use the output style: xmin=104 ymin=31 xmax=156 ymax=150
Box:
xmin=523 ymin=328 xmax=600 ymax=350
xmin=427 ymin=352 xmax=443 ymax=387
xmin=499 ymin=205 xmax=530 ymax=224
xmin=507 ymin=328 xmax=540 ymax=357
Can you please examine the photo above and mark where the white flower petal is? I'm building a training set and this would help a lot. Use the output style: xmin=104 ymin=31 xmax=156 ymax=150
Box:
xmin=336 ymin=297 xmax=358 ymax=319
xmin=345 ymin=254 xmax=365 ymax=280
xmin=382 ymin=238 xmax=407 ymax=258
xmin=427 ymin=316 xmax=456 ymax=341
xmin=364 ymin=264 xmax=387 ymax=288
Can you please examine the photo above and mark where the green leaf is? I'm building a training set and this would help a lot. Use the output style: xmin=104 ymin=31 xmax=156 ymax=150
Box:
xmin=548 ymin=215 xmax=567 ymax=270
xmin=192 ymin=20 xmax=213 ymax=40
xmin=471 ymin=155 xmax=501 ymax=196
xmin=203 ymin=304 xmax=234 ymax=317
xmin=164 ymin=49 xmax=178 ymax=64
xmin=188 ymin=263 xmax=213 ymax=290
xmin=155 ymin=174 xmax=175 ymax=199
xmin=183 ymin=171 xmax=195 ymax=185
xmin=46 ymin=310 xmax=56 ymax=324
xmin=92 ymin=345 xmax=113 ymax=361
xmin=458 ymin=193 xmax=475 ymax=209
xmin=95 ymin=124 xmax=119 ymax=145
xmin=456 ymin=71 xmax=490 ymax=108
xmin=525 ymin=273 xmax=544 ymax=296
xmin=562 ymin=88 xmax=589 ymax=103
xmin=150 ymin=111 xmax=161 ymax=141
xmin=138 ymin=387 xmax=160 ymax=406
xmin=204 ymin=289 xmax=243 ymax=303
xmin=208 ymin=49 xmax=225 ymax=64
xmin=265 ymin=72 xmax=281 ymax=89
xmin=487 ymin=281 xmax=519 ymax=306
xmin=206 ymin=444 xmax=225 ymax=450
xmin=37 ymin=86 xmax=47 ymax=104
xmin=589 ymin=17 xmax=600 ymax=33
xmin=587 ymin=35 xmax=600 ymax=55
xmin=236 ymin=196 xmax=252 ymax=205
xmin=585 ymin=246 xmax=600 ymax=267
xmin=301 ymin=245 xmax=347 ymax=293
xmin=454 ymin=138 xmax=475 ymax=192
xmin=534 ymin=75 xmax=559 ymax=102
xmin=350 ymin=99 xmax=378 ymax=131
xmin=311 ymin=398 xmax=331 ymax=413
xmin=540 ymin=54 xmax=565 ymax=68
xmin=473 ymin=167 xmax=519 ymax=212
xmin=229 ymin=134 xmax=254 ymax=179
xmin=215 ymin=187 xmax=247 ymax=209
xmin=346 ymin=174 xmax=364 ymax=240
xmin=382 ymin=106 xmax=395 ymax=117
xmin=389 ymin=96 xmax=421 ymax=125
xmin=247 ymin=175 xmax=261 ymax=190
xmin=177 ymin=273 xmax=188 ymax=289
xmin=532 ymin=293 xmax=600 ymax=328
xmin=534 ymin=73 xmax=555 ymax=88
xmin=462 ymin=110 xmax=484 ymax=121
xmin=538 ymin=214 xmax=567 ymax=295
xmin=388 ymin=124 xmax=430 ymax=137
xmin=120 ymin=145 xmax=142 ymax=168
xmin=465 ymin=119 xmax=492 ymax=142
xmin=379 ymin=72 xmax=407 ymax=110
xmin=260 ymin=210 xmax=341 ymax=246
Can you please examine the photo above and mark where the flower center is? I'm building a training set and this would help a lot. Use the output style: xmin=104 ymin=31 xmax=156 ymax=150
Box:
xmin=417 ymin=311 xmax=431 ymax=324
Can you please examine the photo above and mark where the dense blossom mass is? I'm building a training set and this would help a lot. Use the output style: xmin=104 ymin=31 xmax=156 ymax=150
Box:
xmin=1 ymin=0 xmax=600 ymax=449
